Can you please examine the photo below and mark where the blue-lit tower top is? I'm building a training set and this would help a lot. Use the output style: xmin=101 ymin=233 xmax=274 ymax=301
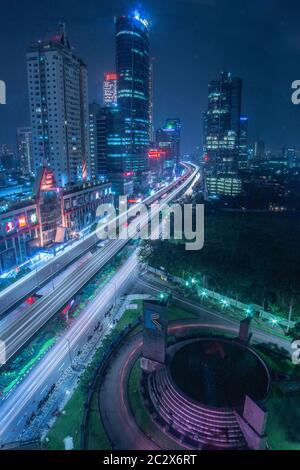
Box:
xmin=115 ymin=11 xmax=151 ymax=177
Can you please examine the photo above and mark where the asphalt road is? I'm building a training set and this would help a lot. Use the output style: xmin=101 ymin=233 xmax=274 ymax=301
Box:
xmin=135 ymin=276 xmax=292 ymax=354
xmin=0 ymin=162 xmax=197 ymax=317
xmin=99 ymin=294 xmax=292 ymax=451
xmin=0 ymin=252 xmax=139 ymax=445
xmin=0 ymin=163 xmax=198 ymax=362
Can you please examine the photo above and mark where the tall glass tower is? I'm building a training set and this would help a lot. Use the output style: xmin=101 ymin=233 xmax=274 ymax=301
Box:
xmin=114 ymin=12 xmax=151 ymax=192
xmin=203 ymin=72 xmax=242 ymax=175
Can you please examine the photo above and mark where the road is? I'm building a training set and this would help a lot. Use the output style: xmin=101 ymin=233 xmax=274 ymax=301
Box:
xmin=99 ymin=293 xmax=292 ymax=451
xmin=134 ymin=276 xmax=292 ymax=354
xmin=0 ymin=162 xmax=197 ymax=317
xmin=0 ymin=163 xmax=199 ymax=362
xmin=0 ymin=252 xmax=139 ymax=445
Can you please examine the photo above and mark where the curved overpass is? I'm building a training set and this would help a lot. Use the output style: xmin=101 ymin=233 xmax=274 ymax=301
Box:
xmin=0 ymin=163 xmax=199 ymax=363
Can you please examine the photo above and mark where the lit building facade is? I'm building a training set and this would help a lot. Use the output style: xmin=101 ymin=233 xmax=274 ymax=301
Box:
xmin=26 ymin=24 xmax=90 ymax=186
xmin=0 ymin=167 xmax=111 ymax=273
xmin=89 ymin=103 xmax=108 ymax=180
xmin=115 ymin=12 xmax=151 ymax=192
xmin=156 ymin=118 xmax=181 ymax=173
xmin=103 ymin=73 xmax=117 ymax=107
xmin=0 ymin=144 xmax=15 ymax=171
xmin=254 ymin=139 xmax=265 ymax=160
xmin=203 ymin=72 xmax=242 ymax=175
xmin=17 ymin=127 xmax=33 ymax=175
xmin=238 ymin=117 xmax=248 ymax=169
xmin=205 ymin=176 xmax=242 ymax=197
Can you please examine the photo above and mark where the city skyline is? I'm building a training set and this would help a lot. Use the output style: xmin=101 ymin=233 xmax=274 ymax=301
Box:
xmin=0 ymin=1 xmax=300 ymax=455
xmin=1 ymin=0 xmax=300 ymax=156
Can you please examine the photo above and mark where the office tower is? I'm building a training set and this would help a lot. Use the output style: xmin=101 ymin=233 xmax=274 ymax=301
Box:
xmin=149 ymin=59 xmax=154 ymax=141
xmin=17 ymin=127 xmax=33 ymax=174
xmin=0 ymin=144 xmax=15 ymax=171
xmin=115 ymin=11 xmax=151 ymax=192
xmin=103 ymin=73 xmax=117 ymax=107
xmin=282 ymin=147 xmax=299 ymax=168
xmin=106 ymin=107 xmax=134 ymax=195
xmin=254 ymin=139 xmax=265 ymax=160
xmin=156 ymin=119 xmax=181 ymax=172
xmin=89 ymin=102 xmax=108 ymax=180
xmin=238 ymin=117 xmax=248 ymax=168
xmin=203 ymin=71 xmax=242 ymax=175
xmin=26 ymin=24 xmax=90 ymax=186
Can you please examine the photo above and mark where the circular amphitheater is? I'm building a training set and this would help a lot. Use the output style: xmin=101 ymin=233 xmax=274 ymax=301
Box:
xmin=141 ymin=337 xmax=271 ymax=450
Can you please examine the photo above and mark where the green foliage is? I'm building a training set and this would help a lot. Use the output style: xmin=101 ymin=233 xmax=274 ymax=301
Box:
xmin=140 ymin=212 xmax=300 ymax=320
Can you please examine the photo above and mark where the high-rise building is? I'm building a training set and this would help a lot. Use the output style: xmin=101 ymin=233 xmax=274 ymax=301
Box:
xmin=106 ymin=107 xmax=134 ymax=195
xmin=26 ymin=24 xmax=90 ymax=186
xmin=254 ymin=139 xmax=265 ymax=160
xmin=149 ymin=59 xmax=154 ymax=141
xmin=238 ymin=117 xmax=248 ymax=168
xmin=89 ymin=102 xmax=108 ymax=180
xmin=17 ymin=127 xmax=33 ymax=174
xmin=203 ymin=72 xmax=242 ymax=175
xmin=282 ymin=147 xmax=299 ymax=168
xmin=156 ymin=118 xmax=181 ymax=173
xmin=103 ymin=73 xmax=117 ymax=107
xmin=115 ymin=11 xmax=151 ymax=192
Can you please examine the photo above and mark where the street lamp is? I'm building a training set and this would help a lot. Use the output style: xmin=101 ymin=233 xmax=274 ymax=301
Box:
xmin=270 ymin=318 xmax=279 ymax=327
xmin=245 ymin=306 xmax=253 ymax=317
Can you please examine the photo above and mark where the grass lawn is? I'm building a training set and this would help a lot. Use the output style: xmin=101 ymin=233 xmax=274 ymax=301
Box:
xmin=85 ymin=380 xmax=111 ymax=450
xmin=46 ymin=387 xmax=84 ymax=449
xmin=267 ymin=391 xmax=300 ymax=450
xmin=166 ymin=304 xmax=197 ymax=321
xmin=251 ymin=345 xmax=300 ymax=450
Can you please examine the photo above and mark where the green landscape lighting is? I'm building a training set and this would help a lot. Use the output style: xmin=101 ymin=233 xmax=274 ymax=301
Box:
xmin=200 ymin=290 xmax=208 ymax=297
xmin=220 ymin=299 xmax=229 ymax=307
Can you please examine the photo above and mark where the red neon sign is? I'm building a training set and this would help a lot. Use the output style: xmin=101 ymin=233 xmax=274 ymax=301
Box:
xmin=104 ymin=73 xmax=117 ymax=81
xmin=123 ymin=171 xmax=134 ymax=177
xmin=148 ymin=149 xmax=164 ymax=159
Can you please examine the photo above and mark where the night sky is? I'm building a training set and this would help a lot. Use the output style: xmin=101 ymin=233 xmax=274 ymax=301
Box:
xmin=0 ymin=0 xmax=300 ymax=154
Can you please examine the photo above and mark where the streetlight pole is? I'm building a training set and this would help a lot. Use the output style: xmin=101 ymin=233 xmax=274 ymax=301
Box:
xmin=34 ymin=257 xmax=39 ymax=289
xmin=66 ymin=338 xmax=72 ymax=368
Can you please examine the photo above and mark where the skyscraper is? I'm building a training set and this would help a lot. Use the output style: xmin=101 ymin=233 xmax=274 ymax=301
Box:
xmin=26 ymin=24 xmax=90 ymax=186
xmin=114 ymin=11 xmax=151 ymax=192
xmin=17 ymin=127 xmax=33 ymax=174
xmin=254 ymin=139 xmax=265 ymax=160
xmin=238 ymin=117 xmax=248 ymax=168
xmin=203 ymin=72 xmax=242 ymax=175
xmin=156 ymin=118 xmax=181 ymax=173
xmin=89 ymin=102 xmax=108 ymax=180
xmin=103 ymin=73 xmax=117 ymax=107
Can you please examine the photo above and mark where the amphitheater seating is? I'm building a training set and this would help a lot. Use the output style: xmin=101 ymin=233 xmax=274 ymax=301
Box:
xmin=143 ymin=368 xmax=247 ymax=450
